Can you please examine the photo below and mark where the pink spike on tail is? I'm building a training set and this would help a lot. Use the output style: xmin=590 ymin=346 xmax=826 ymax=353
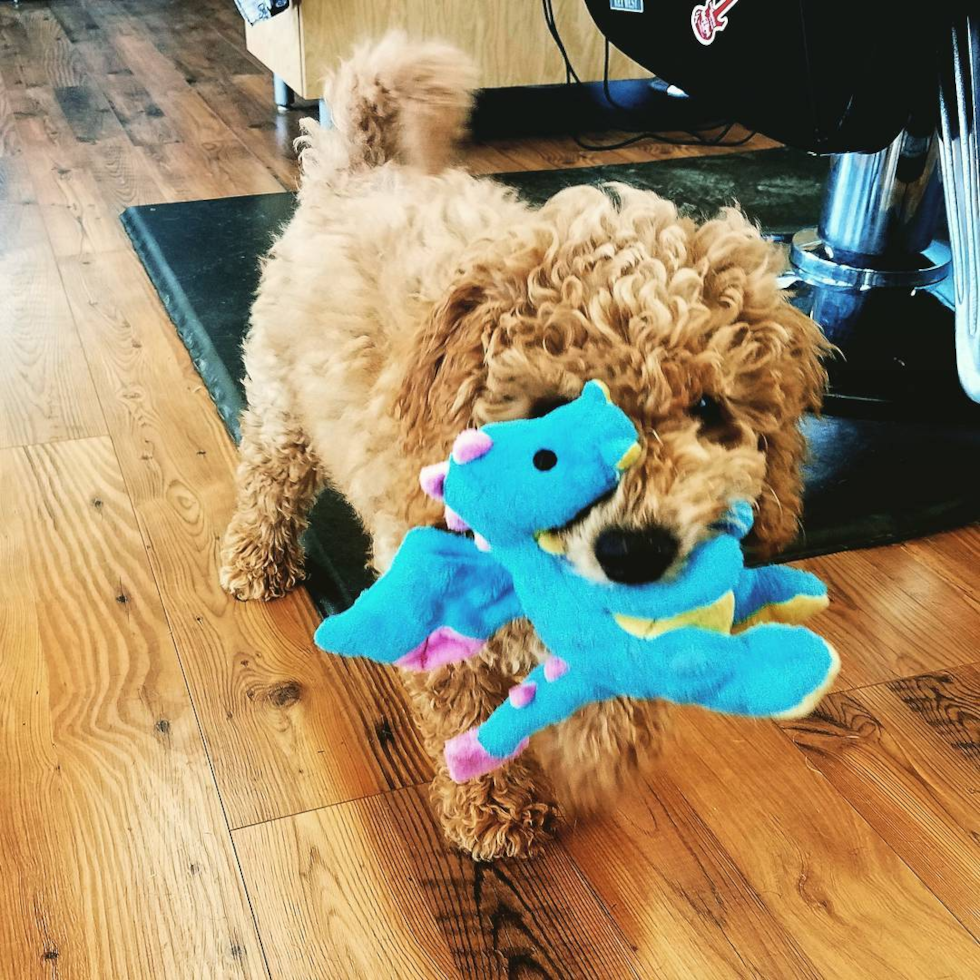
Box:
xmin=444 ymin=729 xmax=529 ymax=782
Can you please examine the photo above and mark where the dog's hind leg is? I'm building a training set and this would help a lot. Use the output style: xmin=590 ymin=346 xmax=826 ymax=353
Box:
xmin=219 ymin=405 xmax=320 ymax=601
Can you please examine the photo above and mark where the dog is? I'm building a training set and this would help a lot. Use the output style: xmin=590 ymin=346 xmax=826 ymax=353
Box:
xmin=219 ymin=34 xmax=828 ymax=860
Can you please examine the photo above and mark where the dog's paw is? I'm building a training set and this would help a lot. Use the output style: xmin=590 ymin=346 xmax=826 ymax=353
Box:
xmin=219 ymin=526 xmax=304 ymax=601
xmin=431 ymin=761 xmax=560 ymax=861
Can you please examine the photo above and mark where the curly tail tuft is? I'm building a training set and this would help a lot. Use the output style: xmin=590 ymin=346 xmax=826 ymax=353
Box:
xmin=295 ymin=32 xmax=478 ymax=185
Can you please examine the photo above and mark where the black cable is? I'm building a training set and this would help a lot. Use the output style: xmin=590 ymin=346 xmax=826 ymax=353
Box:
xmin=540 ymin=0 xmax=758 ymax=151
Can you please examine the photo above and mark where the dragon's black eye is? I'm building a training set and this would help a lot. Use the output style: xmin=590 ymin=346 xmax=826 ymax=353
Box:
xmin=528 ymin=395 xmax=572 ymax=419
xmin=533 ymin=449 xmax=558 ymax=471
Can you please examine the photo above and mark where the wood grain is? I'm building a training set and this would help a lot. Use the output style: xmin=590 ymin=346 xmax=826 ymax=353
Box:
xmin=140 ymin=139 xmax=284 ymax=201
xmin=635 ymin=709 xmax=980 ymax=977
xmin=235 ymin=785 xmax=639 ymax=979
xmin=1 ymin=4 xmax=87 ymax=90
xmin=98 ymin=69 xmax=180 ymax=146
xmin=54 ymin=82 xmax=128 ymax=144
xmin=0 ymin=204 xmax=106 ymax=448
xmin=110 ymin=31 xmax=240 ymax=145
xmin=564 ymin=774 xmax=821 ymax=979
xmin=0 ymin=72 xmax=22 ymax=158
xmin=58 ymin=249 xmax=430 ymax=828
xmin=785 ymin=665 xmax=980 ymax=938
xmin=799 ymin=547 xmax=980 ymax=689
xmin=899 ymin=525 xmax=980 ymax=616
xmin=193 ymin=73 xmax=304 ymax=189
xmin=0 ymin=437 xmax=263 ymax=979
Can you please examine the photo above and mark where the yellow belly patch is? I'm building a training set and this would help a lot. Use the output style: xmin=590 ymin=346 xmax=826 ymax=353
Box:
xmin=534 ymin=530 xmax=566 ymax=555
xmin=732 ymin=593 xmax=829 ymax=633
xmin=616 ymin=442 xmax=642 ymax=471
xmin=614 ymin=591 xmax=735 ymax=640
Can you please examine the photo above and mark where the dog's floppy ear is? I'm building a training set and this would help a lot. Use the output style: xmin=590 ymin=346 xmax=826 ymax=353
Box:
xmin=395 ymin=278 xmax=495 ymax=453
xmin=751 ymin=301 xmax=831 ymax=556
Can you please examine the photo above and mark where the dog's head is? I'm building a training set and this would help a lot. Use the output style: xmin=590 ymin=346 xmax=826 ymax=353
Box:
xmin=397 ymin=185 xmax=828 ymax=584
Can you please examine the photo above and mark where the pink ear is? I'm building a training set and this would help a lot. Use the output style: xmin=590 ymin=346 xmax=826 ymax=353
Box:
xmin=419 ymin=461 xmax=449 ymax=501
xmin=451 ymin=429 xmax=493 ymax=464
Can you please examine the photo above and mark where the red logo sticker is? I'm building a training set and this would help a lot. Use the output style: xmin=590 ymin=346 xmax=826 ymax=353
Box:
xmin=691 ymin=0 xmax=740 ymax=45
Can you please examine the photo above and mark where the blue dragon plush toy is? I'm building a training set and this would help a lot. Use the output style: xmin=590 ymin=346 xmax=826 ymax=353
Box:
xmin=315 ymin=381 xmax=839 ymax=782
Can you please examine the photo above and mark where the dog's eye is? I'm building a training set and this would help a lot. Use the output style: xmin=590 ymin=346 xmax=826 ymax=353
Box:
xmin=690 ymin=394 xmax=741 ymax=446
xmin=691 ymin=394 xmax=725 ymax=427
xmin=533 ymin=449 xmax=558 ymax=471
xmin=528 ymin=395 xmax=571 ymax=419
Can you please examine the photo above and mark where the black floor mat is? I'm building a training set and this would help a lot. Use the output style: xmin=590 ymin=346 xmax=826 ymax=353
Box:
xmin=122 ymin=148 xmax=980 ymax=614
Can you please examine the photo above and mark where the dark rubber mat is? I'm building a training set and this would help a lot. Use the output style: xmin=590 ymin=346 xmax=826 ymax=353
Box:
xmin=121 ymin=148 xmax=980 ymax=614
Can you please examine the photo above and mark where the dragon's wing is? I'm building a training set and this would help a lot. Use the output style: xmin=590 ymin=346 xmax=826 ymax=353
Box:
xmin=314 ymin=527 xmax=522 ymax=671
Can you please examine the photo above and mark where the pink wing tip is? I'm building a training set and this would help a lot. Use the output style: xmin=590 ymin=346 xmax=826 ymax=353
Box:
xmin=395 ymin=626 xmax=484 ymax=671
xmin=419 ymin=461 xmax=449 ymax=501
xmin=451 ymin=429 xmax=493 ymax=464
xmin=544 ymin=657 xmax=570 ymax=682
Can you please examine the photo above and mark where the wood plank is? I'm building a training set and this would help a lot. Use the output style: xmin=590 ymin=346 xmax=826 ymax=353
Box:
xmin=800 ymin=546 xmax=980 ymax=689
xmin=12 ymin=87 xmax=141 ymax=256
xmin=148 ymin=12 xmax=263 ymax=85
xmin=0 ymin=156 xmax=36 ymax=204
xmin=97 ymin=68 xmax=180 ymax=146
xmin=785 ymin=664 xmax=980 ymax=938
xmin=0 ymin=436 xmax=263 ymax=979
xmin=1 ymin=5 xmax=87 ymax=89
xmin=0 ymin=204 xmax=106 ymax=448
xmin=49 ymin=1 xmax=102 ymax=45
xmin=109 ymin=31 xmax=240 ymax=144
xmin=194 ymin=73 xmax=303 ymax=190
xmin=565 ymin=777 xmax=821 ymax=979
xmin=58 ymin=249 xmax=430 ymax=828
xmin=0 ymin=72 xmax=22 ymax=157
xmin=27 ymin=141 xmax=133 ymax=257
xmin=235 ymin=785 xmax=639 ymax=979
xmin=899 ymin=525 xmax=980 ymax=615
xmin=140 ymin=139 xmax=285 ymax=201
xmin=86 ymin=135 xmax=168 ymax=213
xmin=625 ymin=708 xmax=980 ymax=977
xmin=54 ymin=82 xmax=128 ymax=144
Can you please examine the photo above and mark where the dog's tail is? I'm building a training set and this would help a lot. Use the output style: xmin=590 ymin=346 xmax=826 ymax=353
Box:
xmin=296 ymin=33 xmax=477 ymax=184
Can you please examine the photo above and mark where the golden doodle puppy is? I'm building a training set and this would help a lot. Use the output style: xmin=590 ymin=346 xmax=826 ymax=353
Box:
xmin=220 ymin=34 xmax=828 ymax=860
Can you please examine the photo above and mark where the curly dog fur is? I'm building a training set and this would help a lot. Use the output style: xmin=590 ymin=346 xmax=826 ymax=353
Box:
xmin=220 ymin=34 xmax=829 ymax=861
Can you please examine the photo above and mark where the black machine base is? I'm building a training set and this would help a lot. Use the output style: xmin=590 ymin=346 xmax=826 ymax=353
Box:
xmin=789 ymin=281 xmax=980 ymax=421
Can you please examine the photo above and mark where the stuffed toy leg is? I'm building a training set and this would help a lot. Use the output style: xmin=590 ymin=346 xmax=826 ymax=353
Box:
xmin=445 ymin=622 xmax=838 ymax=781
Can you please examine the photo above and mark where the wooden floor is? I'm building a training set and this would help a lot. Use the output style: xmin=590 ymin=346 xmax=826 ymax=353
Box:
xmin=0 ymin=1 xmax=977 ymax=977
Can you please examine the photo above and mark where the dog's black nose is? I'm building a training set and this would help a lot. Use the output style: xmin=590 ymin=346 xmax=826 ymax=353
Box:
xmin=594 ymin=526 xmax=679 ymax=584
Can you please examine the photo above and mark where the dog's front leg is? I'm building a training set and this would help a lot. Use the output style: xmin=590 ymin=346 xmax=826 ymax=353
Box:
xmin=404 ymin=631 xmax=560 ymax=861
